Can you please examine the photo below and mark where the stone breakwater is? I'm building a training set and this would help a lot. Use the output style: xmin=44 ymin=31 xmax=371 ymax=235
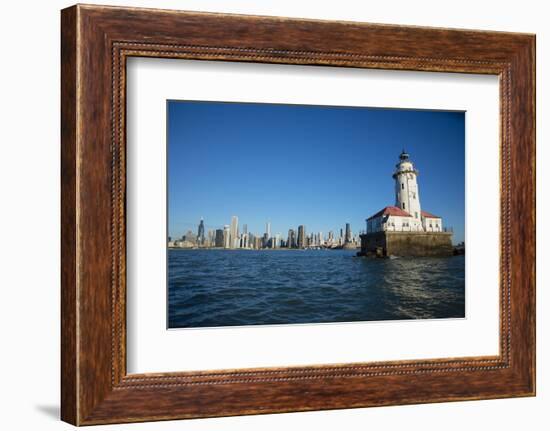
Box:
xmin=358 ymin=231 xmax=454 ymax=258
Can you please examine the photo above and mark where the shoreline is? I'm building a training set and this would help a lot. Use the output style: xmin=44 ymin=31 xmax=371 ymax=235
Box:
xmin=167 ymin=247 xmax=360 ymax=251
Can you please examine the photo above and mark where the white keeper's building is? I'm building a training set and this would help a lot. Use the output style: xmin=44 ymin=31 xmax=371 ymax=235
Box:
xmin=366 ymin=151 xmax=444 ymax=234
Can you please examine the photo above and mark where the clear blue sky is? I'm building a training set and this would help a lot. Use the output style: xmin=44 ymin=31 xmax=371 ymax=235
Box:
xmin=168 ymin=101 xmax=465 ymax=243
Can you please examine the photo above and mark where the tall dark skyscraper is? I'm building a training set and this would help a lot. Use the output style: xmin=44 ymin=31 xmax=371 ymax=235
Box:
xmin=297 ymin=225 xmax=306 ymax=248
xmin=214 ymin=229 xmax=224 ymax=247
xmin=345 ymin=223 xmax=352 ymax=243
xmin=197 ymin=218 xmax=205 ymax=245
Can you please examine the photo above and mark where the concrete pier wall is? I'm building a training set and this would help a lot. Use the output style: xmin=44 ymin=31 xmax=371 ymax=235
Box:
xmin=359 ymin=231 xmax=453 ymax=257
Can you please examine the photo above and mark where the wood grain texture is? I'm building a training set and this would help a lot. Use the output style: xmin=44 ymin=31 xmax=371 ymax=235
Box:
xmin=60 ymin=5 xmax=78 ymax=425
xmin=60 ymin=4 xmax=536 ymax=425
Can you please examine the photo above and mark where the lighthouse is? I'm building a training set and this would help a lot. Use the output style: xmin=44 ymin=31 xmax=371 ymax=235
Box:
xmin=394 ymin=151 xmax=421 ymax=218
xmin=360 ymin=150 xmax=452 ymax=257
xmin=392 ymin=151 xmax=423 ymax=231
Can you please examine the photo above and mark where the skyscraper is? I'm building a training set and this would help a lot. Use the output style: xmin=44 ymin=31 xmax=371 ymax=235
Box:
xmin=215 ymin=229 xmax=224 ymax=247
xmin=266 ymin=221 xmax=271 ymax=239
xmin=223 ymin=225 xmax=231 ymax=248
xmin=241 ymin=232 xmax=249 ymax=248
xmin=197 ymin=218 xmax=205 ymax=245
xmin=248 ymin=233 xmax=256 ymax=249
xmin=240 ymin=223 xmax=249 ymax=248
xmin=345 ymin=223 xmax=352 ymax=243
xmin=254 ymin=236 xmax=262 ymax=249
xmin=297 ymin=225 xmax=306 ymax=248
xmin=230 ymin=216 xmax=239 ymax=249
xmin=287 ymin=229 xmax=296 ymax=248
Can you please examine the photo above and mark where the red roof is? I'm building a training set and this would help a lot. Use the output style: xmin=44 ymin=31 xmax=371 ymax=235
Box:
xmin=367 ymin=206 xmax=412 ymax=221
xmin=421 ymin=210 xmax=441 ymax=218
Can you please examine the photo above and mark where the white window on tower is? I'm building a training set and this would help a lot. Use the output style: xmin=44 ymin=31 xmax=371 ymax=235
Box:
xmin=401 ymin=183 xmax=404 ymax=190
xmin=415 ymin=212 xmax=418 ymax=218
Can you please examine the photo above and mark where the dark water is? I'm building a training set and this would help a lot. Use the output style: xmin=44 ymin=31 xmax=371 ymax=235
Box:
xmin=168 ymin=249 xmax=465 ymax=329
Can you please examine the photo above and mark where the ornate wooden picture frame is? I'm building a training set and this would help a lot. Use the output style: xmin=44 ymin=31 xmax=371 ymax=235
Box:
xmin=61 ymin=4 xmax=535 ymax=425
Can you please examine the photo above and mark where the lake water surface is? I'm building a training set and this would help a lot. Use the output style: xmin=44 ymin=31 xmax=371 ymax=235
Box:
xmin=168 ymin=249 xmax=465 ymax=328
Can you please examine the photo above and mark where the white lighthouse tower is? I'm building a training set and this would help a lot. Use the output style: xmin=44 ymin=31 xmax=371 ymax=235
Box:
xmin=392 ymin=150 xmax=423 ymax=230
xmin=362 ymin=151 xmax=450 ymax=256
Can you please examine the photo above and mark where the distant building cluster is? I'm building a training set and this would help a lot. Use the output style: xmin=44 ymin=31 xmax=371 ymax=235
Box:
xmin=168 ymin=217 xmax=359 ymax=250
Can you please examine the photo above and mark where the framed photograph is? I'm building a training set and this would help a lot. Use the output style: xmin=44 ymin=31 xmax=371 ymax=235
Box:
xmin=164 ymin=101 xmax=465 ymax=330
xmin=61 ymin=4 xmax=535 ymax=425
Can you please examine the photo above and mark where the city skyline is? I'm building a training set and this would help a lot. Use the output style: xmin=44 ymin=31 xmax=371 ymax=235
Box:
xmin=168 ymin=101 xmax=465 ymax=243
xmin=169 ymin=216 xmax=359 ymax=243
xmin=169 ymin=215 xmax=360 ymax=250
